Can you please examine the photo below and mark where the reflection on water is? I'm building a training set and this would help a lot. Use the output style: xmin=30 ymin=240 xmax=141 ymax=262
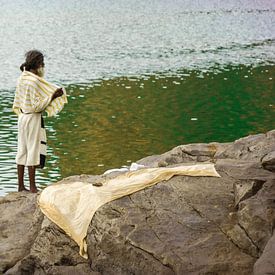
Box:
xmin=0 ymin=65 xmax=274 ymax=195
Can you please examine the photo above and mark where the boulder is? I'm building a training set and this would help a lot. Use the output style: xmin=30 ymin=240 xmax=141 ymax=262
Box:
xmin=0 ymin=192 xmax=43 ymax=274
xmin=87 ymin=175 xmax=255 ymax=274
xmin=1 ymin=129 xmax=275 ymax=274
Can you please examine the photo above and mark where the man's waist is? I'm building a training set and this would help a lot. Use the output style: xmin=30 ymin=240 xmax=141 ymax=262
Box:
xmin=20 ymin=109 xmax=42 ymax=114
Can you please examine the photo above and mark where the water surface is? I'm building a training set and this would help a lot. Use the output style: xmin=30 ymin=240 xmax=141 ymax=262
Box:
xmin=0 ymin=0 xmax=274 ymax=195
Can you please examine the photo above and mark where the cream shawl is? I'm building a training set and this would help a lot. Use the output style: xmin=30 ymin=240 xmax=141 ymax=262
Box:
xmin=13 ymin=70 xmax=67 ymax=117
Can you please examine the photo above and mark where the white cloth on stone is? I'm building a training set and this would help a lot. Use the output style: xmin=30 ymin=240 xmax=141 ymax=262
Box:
xmin=38 ymin=164 xmax=221 ymax=259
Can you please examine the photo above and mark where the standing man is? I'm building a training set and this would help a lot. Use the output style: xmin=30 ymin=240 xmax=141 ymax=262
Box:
xmin=13 ymin=50 xmax=67 ymax=192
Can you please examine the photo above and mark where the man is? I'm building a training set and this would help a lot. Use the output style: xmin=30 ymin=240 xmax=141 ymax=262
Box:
xmin=13 ymin=50 xmax=66 ymax=192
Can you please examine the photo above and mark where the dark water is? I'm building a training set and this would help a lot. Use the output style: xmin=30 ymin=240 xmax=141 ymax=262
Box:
xmin=0 ymin=1 xmax=274 ymax=195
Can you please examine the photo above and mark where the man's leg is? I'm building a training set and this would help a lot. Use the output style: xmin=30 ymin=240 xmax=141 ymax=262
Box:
xmin=28 ymin=166 xmax=38 ymax=193
xmin=17 ymin=164 xmax=28 ymax=191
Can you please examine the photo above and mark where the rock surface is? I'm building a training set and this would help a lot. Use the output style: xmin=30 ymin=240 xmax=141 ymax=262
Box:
xmin=1 ymin=130 xmax=275 ymax=274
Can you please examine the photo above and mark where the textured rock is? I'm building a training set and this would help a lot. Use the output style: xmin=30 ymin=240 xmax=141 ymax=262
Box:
xmin=262 ymin=151 xmax=275 ymax=172
xmin=214 ymin=133 xmax=274 ymax=161
xmin=1 ymin=129 xmax=275 ymax=274
xmin=87 ymin=175 xmax=255 ymax=274
xmin=254 ymin=231 xmax=275 ymax=275
xmin=237 ymin=179 xmax=275 ymax=253
xmin=0 ymin=192 xmax=43 ymax=274
xmin=233 ymin=180 xmax=265 ymax=207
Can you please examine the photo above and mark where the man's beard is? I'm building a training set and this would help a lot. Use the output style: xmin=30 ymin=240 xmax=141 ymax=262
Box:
xmin=37 ymin=67 xmax=45 ymax=77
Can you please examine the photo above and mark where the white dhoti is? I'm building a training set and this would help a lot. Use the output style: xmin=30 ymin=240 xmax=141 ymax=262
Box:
xmin=16 ymin=113 xmax=47 ymax=167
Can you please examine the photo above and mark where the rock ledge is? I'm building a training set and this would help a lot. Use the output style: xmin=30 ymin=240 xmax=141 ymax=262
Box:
xmin=1 ymin=130 xmax=275 ymax=274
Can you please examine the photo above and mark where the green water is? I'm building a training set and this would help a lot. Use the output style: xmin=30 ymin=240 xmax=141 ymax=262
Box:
xmin=0 ymin=64 xmax=274 ymax=195
xmin=46 ymin=64 xmax=275 ymax=177
xmin=0 ymin=0 xmax=274 ymax=195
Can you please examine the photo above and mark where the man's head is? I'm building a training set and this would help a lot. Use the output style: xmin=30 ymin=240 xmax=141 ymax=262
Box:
xmin=20 ymin=50 xmax=45 ymax=76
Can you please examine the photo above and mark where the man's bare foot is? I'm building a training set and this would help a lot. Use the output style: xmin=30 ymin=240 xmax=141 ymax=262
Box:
xmin=18 ymin=187 xmax=29 ymax=192
xmin=30 ymin=188 xmax=38 ymax=193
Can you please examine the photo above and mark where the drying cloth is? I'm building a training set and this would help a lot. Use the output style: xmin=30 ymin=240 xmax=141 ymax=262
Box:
xmin=13 ymin=70 xmax=67 ymax=117
xmin=38 ymin=164 xmax=221 ymax=259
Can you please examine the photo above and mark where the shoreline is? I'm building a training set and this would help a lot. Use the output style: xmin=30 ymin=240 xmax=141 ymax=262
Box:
xmin=1 ymin=129 xmax=274 ymax=274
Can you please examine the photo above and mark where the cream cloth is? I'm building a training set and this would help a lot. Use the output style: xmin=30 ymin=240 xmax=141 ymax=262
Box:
xmin=13 ymin=70 xmax=67 ymax=117
xmin=38 ymin=164 xmax=220 ymax=259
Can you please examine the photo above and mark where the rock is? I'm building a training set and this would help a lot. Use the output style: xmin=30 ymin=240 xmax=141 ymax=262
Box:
xmin=215 ymin=132 xmax=275 ymax=161
xmin=215 ymin=159 xmax=274 ymax=181
xmin=1 ymin=129 xmax=275 ymax=274
xmin=223 ymin=223 xmax=259 ymax=258
xmin=237 ymin=179 xmax=275 ymax=252
xmin=0 ymin=192 xmax=43 ymax=274
xmin=5 ymin=216 xmax=95 ymax=275
xmin=181 ymin=142 xmax=222 ymax=157
xmin=234 ymin=180 xmax=265 ymax=207
xmin=157 ymin=160 xmax=168 ymax=167
xmin=262 ymin=151 xmax=275 ymax=172
xmin=87 ymin=175 xmax=255 ymax=274
xmin=254 ymin=231 xmax=275 ymax=275
xmin=138 ymin=142 xmax=231 ymax=168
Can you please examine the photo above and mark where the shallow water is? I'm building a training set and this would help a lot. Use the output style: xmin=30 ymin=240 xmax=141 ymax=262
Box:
xmin=0 ymin=0 xmax=274 ymax=195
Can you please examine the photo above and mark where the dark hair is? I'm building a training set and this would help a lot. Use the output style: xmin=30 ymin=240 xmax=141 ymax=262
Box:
xmin=20 ymin=50 xmax=44 ymax=72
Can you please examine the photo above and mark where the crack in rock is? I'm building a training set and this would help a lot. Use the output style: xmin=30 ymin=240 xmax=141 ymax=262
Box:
xmin=182 ymin=197 xmax=258 ymax=259
xmin=237 ymin=222 xmax=261 ymax=254
xmin=127 ymin=239 xmax=175 ymax=274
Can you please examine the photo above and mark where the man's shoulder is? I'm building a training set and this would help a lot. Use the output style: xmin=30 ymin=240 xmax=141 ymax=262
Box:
xmin=20 ymin=72 xmax=40 ymax=85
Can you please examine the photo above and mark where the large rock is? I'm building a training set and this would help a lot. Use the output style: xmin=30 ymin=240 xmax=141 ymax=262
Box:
xmin=1 ymin=129 xmax=275 ymax=274
xmin=87 ymin=174 xmax=255 ymax=274
xmin=0 ymin=192 xmax=43 ymax=274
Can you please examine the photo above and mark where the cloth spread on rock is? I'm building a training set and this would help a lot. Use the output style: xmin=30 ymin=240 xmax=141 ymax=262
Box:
xmin=38 ymin=163 xmax=221 ymax=259
xmin=13 ymin=70 xmax=67 ymax=117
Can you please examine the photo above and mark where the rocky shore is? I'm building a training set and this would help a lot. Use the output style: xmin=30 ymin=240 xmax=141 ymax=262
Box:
xmin=1 ymin=130 xmax=275 ymax=275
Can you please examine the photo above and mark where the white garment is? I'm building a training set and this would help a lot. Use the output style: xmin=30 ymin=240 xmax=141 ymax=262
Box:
xmin=16 ymin=113 xmax=45 ymax=166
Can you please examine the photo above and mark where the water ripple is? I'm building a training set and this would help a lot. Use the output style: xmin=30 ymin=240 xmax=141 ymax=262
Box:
xmin=0 ymin=1 xmax=274 ymax=195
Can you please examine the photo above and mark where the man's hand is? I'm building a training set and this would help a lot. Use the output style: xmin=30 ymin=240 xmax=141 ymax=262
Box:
xmin=52 ymin=88 xmax=64 ymax=101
